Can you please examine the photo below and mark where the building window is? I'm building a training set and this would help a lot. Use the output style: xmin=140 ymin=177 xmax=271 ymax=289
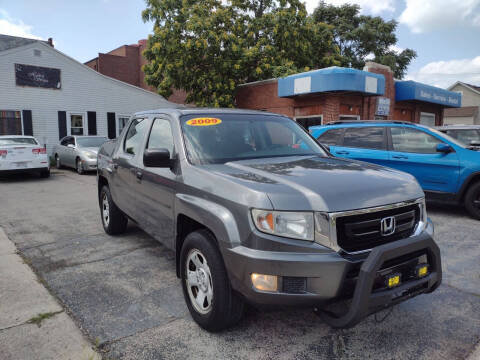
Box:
xmin=0 ymin=110 xmax=22 ymax=135
xmin=419 ymin=112 xmax=435 ymax=127
xmin=339 ymin=115 xmax=360 ymax=121
xmin=294 ymin=115 xmax=323 ymax=130
xmin=117 ymin=115 xmax=130 ymax=137
xmin=70 ymin=114 xmax=85 ymax=135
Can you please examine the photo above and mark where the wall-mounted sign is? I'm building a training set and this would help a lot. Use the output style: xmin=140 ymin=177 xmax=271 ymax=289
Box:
xmin=15 ymin=64 xmax=61 ymax=89
xmin=376 ymin=97 xmax=390 ymax=116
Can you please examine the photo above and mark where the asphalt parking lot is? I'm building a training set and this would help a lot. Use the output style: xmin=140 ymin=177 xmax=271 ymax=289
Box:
xmin=0 ymin=169 xmax=479 ymax=360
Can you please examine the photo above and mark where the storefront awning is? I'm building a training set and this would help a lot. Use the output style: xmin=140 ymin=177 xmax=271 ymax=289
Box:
xmin=395 ymin=80 xmax=461 ymax=107
xmin=278 ymin=67 xmax=385 ymax=97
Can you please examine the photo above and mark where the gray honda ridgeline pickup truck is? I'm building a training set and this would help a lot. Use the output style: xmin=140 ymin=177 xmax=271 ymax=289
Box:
xmin=97 ymin=108 xmax=441 ymax=331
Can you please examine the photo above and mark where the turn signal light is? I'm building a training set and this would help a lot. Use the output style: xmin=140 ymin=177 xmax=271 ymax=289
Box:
xmin=251 ymin=273 xmax=278 ymax=292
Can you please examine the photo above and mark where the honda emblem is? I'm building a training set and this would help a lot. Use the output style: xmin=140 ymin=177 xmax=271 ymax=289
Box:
xmin=380 ymin=216 xmax=396 ymax=236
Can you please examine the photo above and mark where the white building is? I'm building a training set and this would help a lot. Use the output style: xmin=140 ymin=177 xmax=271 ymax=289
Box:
xmin=0 ymin=34 xmax=176 ymax=153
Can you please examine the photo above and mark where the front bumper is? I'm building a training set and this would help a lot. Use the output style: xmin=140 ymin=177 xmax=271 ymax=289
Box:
xmin=223 ymin=219 xmax=441 ymax=327
xmin=80 ymin=158 xmax=98 ymax=171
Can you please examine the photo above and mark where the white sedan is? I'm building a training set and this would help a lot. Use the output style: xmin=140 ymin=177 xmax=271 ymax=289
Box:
xmin=0 ymin=136 xmax=50 ymax=177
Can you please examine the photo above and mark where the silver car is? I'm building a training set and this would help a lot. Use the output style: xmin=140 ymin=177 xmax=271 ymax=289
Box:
xmin=53 ymin=136 xmax=107 ymax=174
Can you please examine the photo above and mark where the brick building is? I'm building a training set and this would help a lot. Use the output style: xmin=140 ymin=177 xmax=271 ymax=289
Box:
xmin=85 ymin=40 xmax=187 ymax=104
xmin=236 ymin=62 xmax=461 ymax=128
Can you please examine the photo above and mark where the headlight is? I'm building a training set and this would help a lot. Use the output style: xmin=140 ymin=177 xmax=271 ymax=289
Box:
xmin=84 ymin=152 xmax=97 ymax=159
xmin=251 ymin=209 xmax=314 ymax=241
xmin=418 ymin=198 xmax=428 ymax=231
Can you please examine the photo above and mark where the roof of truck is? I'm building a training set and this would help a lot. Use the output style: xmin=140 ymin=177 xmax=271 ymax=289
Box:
xmin=134 ymin=107 xmax=285 ymax=118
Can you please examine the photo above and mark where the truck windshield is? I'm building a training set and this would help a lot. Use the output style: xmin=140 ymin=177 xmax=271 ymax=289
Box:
xmin=446 ymin=129 xmax=480 ymax=146
xmin=180 ymin=114 xmax=327 ymax=165
xmin=76 ymin=137 xmax=107 ymax=148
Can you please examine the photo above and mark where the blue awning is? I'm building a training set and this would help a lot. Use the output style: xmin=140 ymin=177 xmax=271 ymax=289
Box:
xmin=278 ymin=67 xmax=385 ymax=97
xmin=395 ymin=81 xmax=461 ymax=107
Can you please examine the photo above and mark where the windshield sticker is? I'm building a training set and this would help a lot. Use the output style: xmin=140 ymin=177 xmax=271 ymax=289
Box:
xmin=186 ymin=118 xmax=222 ymax=126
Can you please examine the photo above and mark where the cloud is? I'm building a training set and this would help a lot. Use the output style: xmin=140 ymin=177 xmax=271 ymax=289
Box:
xmin=400 ymin=0 xmax=480 ymax=33
xmin=0 ymin=9 xmax=43 ymax=40
xmin=303 ymin=0 xmax=395 ymax=14
xmin=407 ymin=56 xmax=480 ymax=88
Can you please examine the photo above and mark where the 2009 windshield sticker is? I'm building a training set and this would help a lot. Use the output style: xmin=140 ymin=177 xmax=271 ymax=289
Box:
xmin=186 ymin=117 xmax=222 ymax=126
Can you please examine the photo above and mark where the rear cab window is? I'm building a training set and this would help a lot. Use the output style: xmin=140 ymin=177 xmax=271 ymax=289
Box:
xmin=342 ymin=127 xmax=386 ymax=150
xmin=124 ymin=118 xmax=148 ymax=155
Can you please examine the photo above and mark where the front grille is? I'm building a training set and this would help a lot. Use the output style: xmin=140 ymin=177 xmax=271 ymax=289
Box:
xmin=336 ymin=204 xmax=419 ymax=253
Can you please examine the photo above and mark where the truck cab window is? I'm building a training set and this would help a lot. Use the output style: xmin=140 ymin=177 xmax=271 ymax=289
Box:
xmin=124 ymin=118 xmax=147 ymax=155
xmin=147 ymin=119 xmax=174 ymax=155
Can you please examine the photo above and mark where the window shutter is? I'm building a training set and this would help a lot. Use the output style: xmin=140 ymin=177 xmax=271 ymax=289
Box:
xmin=58 ymin=111 xmax=67 ymax=139
xmin=107 ymin=112 xmax=116 ymax=139
xmin=22 ymin=110 xmax=33 ymax=136
xmin=87 ymin=111 xmax=97 ymax=135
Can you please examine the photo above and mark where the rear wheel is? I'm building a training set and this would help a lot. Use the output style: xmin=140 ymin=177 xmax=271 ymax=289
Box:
xmin=464 ymin=181 xmax=480 ymax=220
xmin=99 ymin=185 xmax=128 ymax=234
xmin=180 ymin=230 xmax=244 ymax=332
xmin=76 ymin=158 xmax=84 ymax=175
xmin=39 ymin=169 xmax=50 ymax=178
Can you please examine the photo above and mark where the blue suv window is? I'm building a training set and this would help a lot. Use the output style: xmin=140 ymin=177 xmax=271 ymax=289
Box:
xmin=317 ymin=128 xmax=343 ymax=145
xmin=391 ymin=127 xmax=442 ymax=154
xmin=343 ymin=127 xmax=386 ymax=150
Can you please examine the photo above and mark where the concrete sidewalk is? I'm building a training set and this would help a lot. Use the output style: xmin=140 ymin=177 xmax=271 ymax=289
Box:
xmin=0 ymin=227 xmax=100 ymax=360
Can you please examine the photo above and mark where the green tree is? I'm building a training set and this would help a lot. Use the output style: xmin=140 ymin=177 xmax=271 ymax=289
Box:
xmin=312 ymin=1 xmax=416 ymax=78
xmin=142 ymin=0 xmax=339 ymax=107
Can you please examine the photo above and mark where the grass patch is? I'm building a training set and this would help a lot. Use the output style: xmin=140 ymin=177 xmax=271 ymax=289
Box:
xmin=28 ymin=310 xmax=63 ymax=327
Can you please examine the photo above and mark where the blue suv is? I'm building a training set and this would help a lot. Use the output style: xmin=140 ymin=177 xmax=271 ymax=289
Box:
xmin=310 ymin=121 xmax=480 ymax=219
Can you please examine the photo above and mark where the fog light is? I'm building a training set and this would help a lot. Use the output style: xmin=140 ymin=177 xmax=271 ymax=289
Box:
xmin=416 ymin=264 xmax=429 ymax=278
xmin=386 ymin=273 xmax=401 ymax=288
xmin=251 ymin=273 xmax=278 ymax=292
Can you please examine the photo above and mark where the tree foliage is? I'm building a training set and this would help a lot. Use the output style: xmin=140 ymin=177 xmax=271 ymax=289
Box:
xmin=312 ymin=1 xmax=416 ymax=79
xmin=142 ymin=0 xmax=339 ymax=107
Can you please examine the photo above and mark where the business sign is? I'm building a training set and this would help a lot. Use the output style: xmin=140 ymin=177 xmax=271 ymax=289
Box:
xmin=376 ymin=97 xmax=390 ymax=116
xmin=15 ymin=64 xmax=61 ymax=89
xmin=417 ymin=89 xmax=460 ymax=106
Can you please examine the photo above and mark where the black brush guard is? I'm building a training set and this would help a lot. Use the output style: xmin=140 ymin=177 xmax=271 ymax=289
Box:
xmin=315 ymin=235 xmax=442 ymax=328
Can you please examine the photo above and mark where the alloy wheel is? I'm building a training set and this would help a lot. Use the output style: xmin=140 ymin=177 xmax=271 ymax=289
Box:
xmin=185 ymin=249 xmax=213 ymax=314
xmin=102 ymin=193 xmax=110 ymax=227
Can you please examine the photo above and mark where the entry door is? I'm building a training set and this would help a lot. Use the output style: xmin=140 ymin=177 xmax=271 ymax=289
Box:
xmin=387 ymin=126 xmax=460 ymax=193
xmin=135 ymin=117 xmax=177 ymax=249
xmin=111 ymin=118 xmax=149 ymax=219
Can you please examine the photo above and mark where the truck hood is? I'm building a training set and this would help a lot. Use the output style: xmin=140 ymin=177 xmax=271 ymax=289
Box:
xmin=208 ymin=155 xmax=423 ymax=212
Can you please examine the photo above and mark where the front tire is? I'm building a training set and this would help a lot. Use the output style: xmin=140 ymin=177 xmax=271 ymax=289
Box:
xmin=180 ymin=230 xmax=244 ymax=332
xmin=99 ymin=185 xmax=128 ymax=234
xmin=76 ymin=158 xmax=84 ymax=175
xmin=55 ymin=155 xmax=62 ymax=169
xmin=464 ymin=181 xmax=480 ymax=220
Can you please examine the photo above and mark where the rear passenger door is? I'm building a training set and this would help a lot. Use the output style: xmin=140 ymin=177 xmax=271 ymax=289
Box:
xmin=331 ymin=127 xmax=390 ymax=167
xmin=111 ymin=117 xmax=149 ymax=219
xmin=386 ymin=126 xmax=460 ymax=193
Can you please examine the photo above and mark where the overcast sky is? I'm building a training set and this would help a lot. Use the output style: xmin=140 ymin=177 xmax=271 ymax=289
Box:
xmin=1 ymin=0 xmax=480 ymax=89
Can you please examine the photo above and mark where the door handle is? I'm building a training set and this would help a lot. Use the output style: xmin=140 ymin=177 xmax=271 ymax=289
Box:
xmin=136 ymin=170 xmax=143 ymax=180
xmin=392 ymin=155 xmax=408 ymax=159
xmin=336 ymin=151 xmax=350 ymax=155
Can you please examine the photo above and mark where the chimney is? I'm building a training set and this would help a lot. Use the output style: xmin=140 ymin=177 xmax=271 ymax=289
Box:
xmin=47 ymin=38 xmax=54 ymax=47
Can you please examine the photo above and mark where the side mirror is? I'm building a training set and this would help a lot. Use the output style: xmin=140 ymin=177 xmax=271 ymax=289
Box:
xmin=144 ymin=148 xmax=171 ymax=168
xmin=67 ymin=144 xmax=75 ymax=148
xmin=436 ymin=143 xmax=453 ymax=153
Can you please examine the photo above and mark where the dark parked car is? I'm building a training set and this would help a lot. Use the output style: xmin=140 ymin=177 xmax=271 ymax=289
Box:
xmin=97 ymin=109 xmax=441 ymax=331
